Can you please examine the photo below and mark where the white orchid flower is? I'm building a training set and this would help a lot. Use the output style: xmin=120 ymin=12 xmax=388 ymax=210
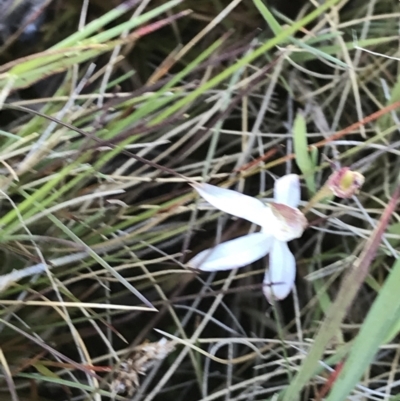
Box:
xmin=188 ymin=174 xmax=307 ymax=302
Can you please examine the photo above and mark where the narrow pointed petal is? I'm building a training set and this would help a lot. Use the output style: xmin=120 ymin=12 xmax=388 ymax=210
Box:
xmin=191 ymin=183 xmax=274 ymax=227
xmin=188 ymin=233 xmax=272 ymax=271
xmin=273 ymin=174 xmax=301 ymax=208
xmin=263 ymin=240 xmax=296 ymax=302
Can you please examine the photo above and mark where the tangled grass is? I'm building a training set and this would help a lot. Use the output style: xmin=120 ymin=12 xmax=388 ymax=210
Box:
xmin=1 ymin=0 xmax=400 ymax=400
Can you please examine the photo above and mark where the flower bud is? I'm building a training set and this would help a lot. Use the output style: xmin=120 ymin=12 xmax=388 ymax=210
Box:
xmin=326 ymin=167 xmax=364 ymax=198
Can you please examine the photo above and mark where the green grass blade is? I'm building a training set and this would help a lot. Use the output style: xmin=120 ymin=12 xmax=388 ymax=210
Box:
xmin=89 ymin=0 xmax=184 ymax=44
xmin=51 ymin=0 xmax=182 ymax=49
xmin=326 ymin=257 xmax=400 ymax=400
xmin=252 ymin=0 xmax=283 ymax=35
xmin=282 ymin=184 xmax=400 ymax=401
xmin=151 ymin=0 xmax=343 ymax=123
xmin=293 ymin=111 xmax=316 ymax=194
xmin=253 ymin=0 xmax=348 ymax=68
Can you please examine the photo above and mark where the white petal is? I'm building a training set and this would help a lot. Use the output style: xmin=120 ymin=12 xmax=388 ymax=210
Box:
xmin=273 ymin=174 xmax=301 ymax=208
xmin=188 ymin=233 xmax=272 ymax=271
xmin=192 ymin=183 xmax=274 ymax=227
xmin=263 ymin=240 xmax=296 ymax=302
xmin=267 ymin=203 xmax=307 ymax=242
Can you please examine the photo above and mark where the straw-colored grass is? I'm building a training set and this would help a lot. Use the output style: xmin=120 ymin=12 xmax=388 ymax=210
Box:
xmin=1 ymin=0 xmax=400 ymax=400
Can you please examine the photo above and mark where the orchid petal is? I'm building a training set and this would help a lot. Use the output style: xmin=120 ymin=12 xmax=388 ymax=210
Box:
xmin=267 ymin=203 xmax=307 ymax=242
xmin=273 ymin=174 xmax=301 ymax=208
xmin=192 ymin=183 xmax=275 ymax=227
xmin=188 ymin=232 xmax=272 ymax=271
xmin=263 ymin=240 xmax=296 ymax=302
